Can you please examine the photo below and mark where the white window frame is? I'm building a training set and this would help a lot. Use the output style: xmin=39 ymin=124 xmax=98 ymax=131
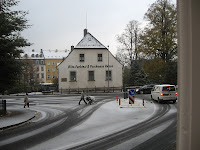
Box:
xmin=80 ymin=54 xmax=84 ymax=62
xmin=70 ymin=71 xmax=76 ymax=81
xmin=88 ymin=71 xmax=95 ymax=81
xmin=106 ymin=70 xmax=112 ymax=81
xmin=98 ymin=54 xmax=103 ymax=61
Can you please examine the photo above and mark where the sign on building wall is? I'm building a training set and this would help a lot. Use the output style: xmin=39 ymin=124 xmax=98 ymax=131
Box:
xmin=61 ymin=78 xmax=67 ymax=82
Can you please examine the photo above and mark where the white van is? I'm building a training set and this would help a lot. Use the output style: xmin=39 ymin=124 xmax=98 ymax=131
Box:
xmin=151 ymin=85 xmax=177 ymax=103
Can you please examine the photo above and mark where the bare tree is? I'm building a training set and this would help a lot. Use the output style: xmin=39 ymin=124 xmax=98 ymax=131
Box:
xmin=116 ymin=20 xmax=140 ymax=66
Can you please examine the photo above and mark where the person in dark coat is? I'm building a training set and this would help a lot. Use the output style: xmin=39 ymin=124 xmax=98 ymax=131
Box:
xmin=79 ymin=91 xmax=87 ymax=105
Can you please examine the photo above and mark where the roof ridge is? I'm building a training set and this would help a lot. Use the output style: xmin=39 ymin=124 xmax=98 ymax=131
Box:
xmin=75 ymin=32 xmax=106 ymax=49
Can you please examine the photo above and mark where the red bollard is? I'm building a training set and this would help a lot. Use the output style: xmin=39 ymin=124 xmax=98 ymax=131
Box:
xmin=116 ymin=96 xmax=118 ymax=102
xmin=119 ymin=98 xmax=121 ymax=106
xmin=143 ymin=99 xmax=144 ymax=106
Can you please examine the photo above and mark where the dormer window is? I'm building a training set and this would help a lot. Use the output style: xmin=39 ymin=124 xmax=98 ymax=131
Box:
xmin=36 ymin=54 xmax=39 ymax=57
xmin=80 ymin=54 xmax=84 ymax=62
xmin=31 ymin=54 xmax=34 ymax=57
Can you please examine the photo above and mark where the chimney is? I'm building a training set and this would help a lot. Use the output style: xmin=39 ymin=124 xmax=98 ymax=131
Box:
xmin=71 ymin=45 xmax=74 ymax=51
xmin=84 ymin=29 xmax=87 ymax=36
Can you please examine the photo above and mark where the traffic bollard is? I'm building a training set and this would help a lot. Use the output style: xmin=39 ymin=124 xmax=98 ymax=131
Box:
xmin=119 ymin=98 xmax=121 ymax=106
xmin=143 ymin=99 xmax=144 ymax=106
xmin=116 ymin=96 xmax=118 ymax=102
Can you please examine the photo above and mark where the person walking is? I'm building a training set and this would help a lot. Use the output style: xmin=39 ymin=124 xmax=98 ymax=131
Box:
xmin=24 ymin=93 xmax=29 ymax=108
xmin=79 ymin=91 xmax=87 ymax=105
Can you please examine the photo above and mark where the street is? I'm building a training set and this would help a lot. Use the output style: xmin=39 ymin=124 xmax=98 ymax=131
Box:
xmin=0 ymin=93 xmax=177 ymax=150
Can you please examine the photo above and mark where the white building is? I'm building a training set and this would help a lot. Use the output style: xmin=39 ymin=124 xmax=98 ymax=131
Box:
xmin=58 ymin=29 xmax=123 ymax=92
xmin=22 ymin=49 xmax=46 ymax=83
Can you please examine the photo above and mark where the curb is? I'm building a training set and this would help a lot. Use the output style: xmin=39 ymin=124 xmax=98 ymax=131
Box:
xmin=0 ymin=113 xmax=36 ymax=131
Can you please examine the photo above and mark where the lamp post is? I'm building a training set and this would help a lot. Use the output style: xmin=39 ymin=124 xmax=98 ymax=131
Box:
xmin=107 ymin=45 xmax=109 ymax=92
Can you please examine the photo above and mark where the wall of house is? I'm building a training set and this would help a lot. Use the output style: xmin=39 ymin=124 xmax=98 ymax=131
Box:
xmin=58 ymin=49 xmax=123 ymax=90
xmin=45 ymin=59 xmax=63 ymax=83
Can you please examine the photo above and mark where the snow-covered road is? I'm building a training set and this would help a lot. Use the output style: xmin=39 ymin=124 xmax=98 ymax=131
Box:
xmin=28 ymin=99 xmax=162 ymax=150
xmin=0 ymin=94 xmax=177 ymax=150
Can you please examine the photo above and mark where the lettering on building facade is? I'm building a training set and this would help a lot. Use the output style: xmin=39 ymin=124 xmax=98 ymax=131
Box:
xmin=68 ymin=65 xmax=113 ymax=69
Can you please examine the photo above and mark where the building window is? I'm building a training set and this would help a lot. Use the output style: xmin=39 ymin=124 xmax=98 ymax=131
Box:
xmin=52 ymin=75 xmax=55 ymax=79
xmin=70 ymin=71 xmax=76 ymax=81
xmin=36 ymin=60 xmax=39 ymax=64
xmin=106 ymin=70 xmax=112 ymax=81
xmin=37 ymin=73 xmax=39 ymax=78
xmin=98 ymin=54 xmax=102 ymax=61
xmin=47 ymin=68 xmax=50 ymax=72
xmin=57 ymin=61 xmax=60 ymax=66
xmin=37 ymin=67 xmax=39 ymax=71
xmin=47 ymin=74 xmax=51 ymax=79
xmin=52 ymin=68 xmax=55 ymax=72
xmin=52 ymin=61 xmax=55 ymax=65
xmin=80 ymin=54 xmax=84 ymax=62
xmin=41 ymin=66 xmax=44 ymax=71
xmin=41 ymin=60 xmax=44 ymax=65
xmin=41 ymin=73 xmax=44 ymax=78
xmin=88 ymin=71 xmax=95 ymax=81
xmin=47 ymin=61 xmax=50 ymax=65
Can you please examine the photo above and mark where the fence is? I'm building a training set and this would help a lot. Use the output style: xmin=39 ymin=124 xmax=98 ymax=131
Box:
xmin=59 ymin=86 xmax=123 ymax=94
xmin=0 ymin=100 xmax=6 ymax=115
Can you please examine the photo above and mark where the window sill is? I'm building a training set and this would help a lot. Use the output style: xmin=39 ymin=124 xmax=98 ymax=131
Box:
xmin=69 ymin=80 xmax=77 ymax=82
xmin=88 ymin=80 xmax=95 ymax=81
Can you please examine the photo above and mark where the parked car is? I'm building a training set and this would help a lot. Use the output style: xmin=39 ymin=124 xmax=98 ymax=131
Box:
xmin=136 ymin=84 xmax=155 ymax=94
xmin=151 ymin=84 xmax=177 ymax=103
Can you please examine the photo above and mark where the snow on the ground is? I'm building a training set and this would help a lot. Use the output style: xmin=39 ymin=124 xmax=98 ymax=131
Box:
xmin=108 ymin=120 xmax=174 ymax=150
xmin=28 ymin=99 xmax=156 ymax=150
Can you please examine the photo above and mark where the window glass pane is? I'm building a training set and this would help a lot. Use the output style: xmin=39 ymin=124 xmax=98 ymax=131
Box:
xmin=106 ymin=71 xmax=112 ymax=80
xmin=70 ymin=71 xmax=76 ymax=81
xmin=162 ymin=86 xmax=175 ymax=91
xmin=98 ymin=54 xmax=102 ymax=61
xmin=88 ymin=71 xmax=94 ymax=81
xmin=80 ymin=54 xmax=84 ymax=62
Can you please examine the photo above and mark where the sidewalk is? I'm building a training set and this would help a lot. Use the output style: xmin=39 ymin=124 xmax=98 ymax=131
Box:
xmin=0 ymin=107 xmax=36 ymax=130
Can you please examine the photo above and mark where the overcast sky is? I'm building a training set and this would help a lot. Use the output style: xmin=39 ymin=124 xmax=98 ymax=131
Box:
xmin=15 ymin=0 xmax=176 ymax=55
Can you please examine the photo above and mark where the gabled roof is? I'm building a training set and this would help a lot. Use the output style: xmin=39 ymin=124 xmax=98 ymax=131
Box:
xmin=75 ymin=32 xmax=107 ymax=49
